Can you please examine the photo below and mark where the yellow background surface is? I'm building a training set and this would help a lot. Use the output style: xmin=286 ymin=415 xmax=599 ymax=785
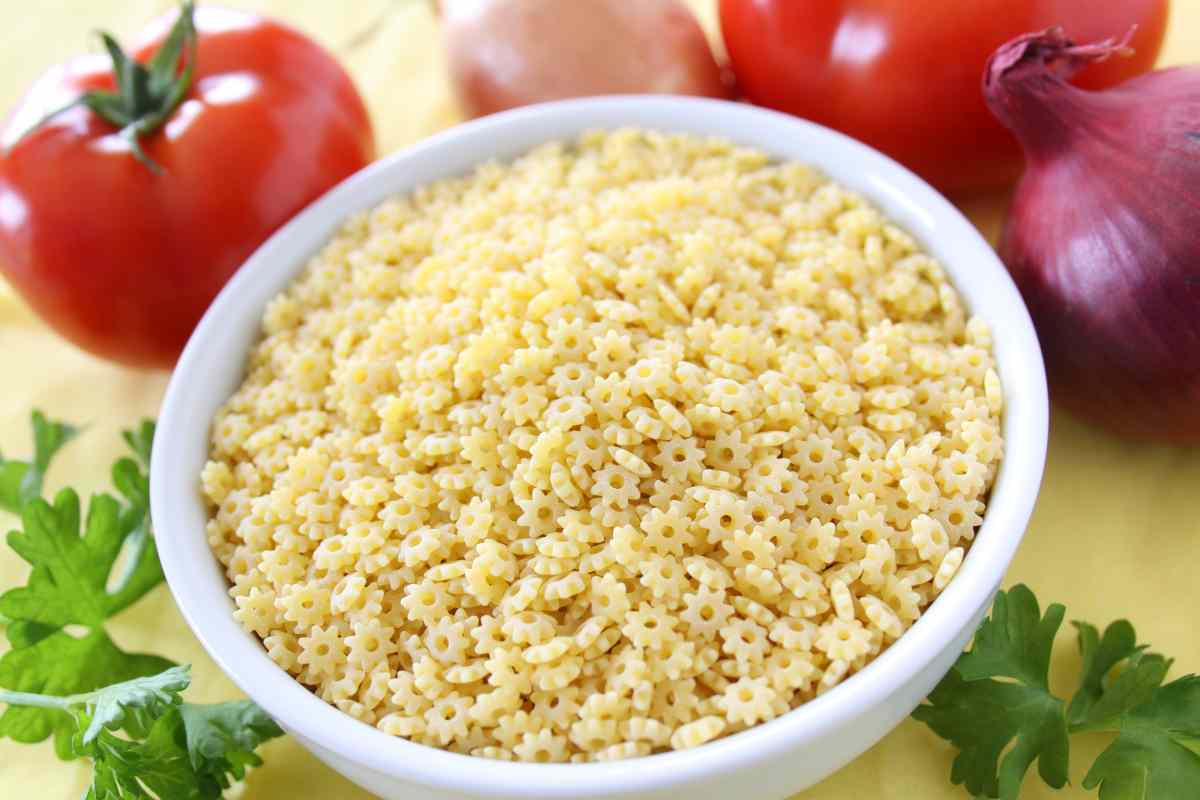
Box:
xmin=1 ymin=2 xmax=1198 ymax=798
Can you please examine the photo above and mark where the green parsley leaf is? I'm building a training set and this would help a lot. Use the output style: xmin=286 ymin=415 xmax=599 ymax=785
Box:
xmin=179 ymin=700 xmax=285 ymax=791
xmin=79 ymin=664 xmax=189 ymax=744
xmin=1083 ymin=722 xmax=1200 ymax=798
xmin=0 ymin=414 xmax=169 ymax=755
xmin=5 ymin=619 xmax=58 ymax=648
xmin=1073 ymin=649 xmax=1173 ymax=733
xmin=0 ymin=411 xmax=283 ymax=796
xmin=0 ymin=488 xmax=163 ymax=629
xmin=955 ymin=584 xmax=1066 ymax=689
xmin=32 ymin=411 xmax=81 ymax=475
xmin=1082 ymin=670 xmax=1200 ymax=798
xmin=86 ymin=712 xmax=199 ymax=800
xmin=0 ymin=415 xmax=159 ymax=631
xmin=912 ymin=586 xmax=1070 ymax=800
xmin=0 ymin=628 xmax=173 ymax=755
xmin=3 ymin=663 xmax=282 ymax=800
xmin=1068 ymin=620 xmax=1142 ymax=728
xmin=917 ymin=585 xmax=1200 ymax=800
xmin=121 ymin=420 xmax=155 ymax=469
xmin=0 ymin=411 xmax=78 ymax=513
xmin=0 ymin=665 xmax=186 ymax=747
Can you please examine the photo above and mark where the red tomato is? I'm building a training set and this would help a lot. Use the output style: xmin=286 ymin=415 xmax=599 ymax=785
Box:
xmin=0 ymin=6 xmax=374 ymax=368
xmin=719 ymin=0 xmax=1168 ymax=195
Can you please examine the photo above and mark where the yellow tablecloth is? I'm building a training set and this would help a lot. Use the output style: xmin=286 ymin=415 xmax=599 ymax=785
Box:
xmin=2 ymin=2 xmax=1198 ymax=798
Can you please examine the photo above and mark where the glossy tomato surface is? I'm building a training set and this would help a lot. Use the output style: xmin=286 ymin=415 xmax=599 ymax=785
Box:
xmin=0 ymin=6 xmax=374 ymax=368
xmin=719 ymin=0 xmax=1168 ymax=194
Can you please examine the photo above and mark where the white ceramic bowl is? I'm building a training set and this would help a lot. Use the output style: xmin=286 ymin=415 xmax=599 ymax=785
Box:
xmin=152 ymin=96 xmax=1048 ymax=800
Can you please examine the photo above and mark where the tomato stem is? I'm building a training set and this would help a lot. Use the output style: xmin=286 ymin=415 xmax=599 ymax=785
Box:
xmin=13 ymin=2 xmax=197 ymax=174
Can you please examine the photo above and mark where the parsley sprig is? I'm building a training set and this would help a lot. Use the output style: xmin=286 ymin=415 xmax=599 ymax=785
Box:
xmin=914 ymin=584 xmax=1200 ymax=800
xmin=0 ymin=412 xmax=282 ymax=798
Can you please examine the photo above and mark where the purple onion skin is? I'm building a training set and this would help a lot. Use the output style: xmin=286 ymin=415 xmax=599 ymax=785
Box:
xmin=985 ymin=29 xmax=1200 ymax=443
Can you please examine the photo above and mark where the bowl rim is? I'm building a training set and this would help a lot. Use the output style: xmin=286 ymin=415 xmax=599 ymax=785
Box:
xmin=152 ymin=95 xmax=1048 ymax=796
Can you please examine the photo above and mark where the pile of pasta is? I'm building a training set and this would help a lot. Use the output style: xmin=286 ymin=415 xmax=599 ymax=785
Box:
xmin=203 ymin=129 xmax=1004 ymax=762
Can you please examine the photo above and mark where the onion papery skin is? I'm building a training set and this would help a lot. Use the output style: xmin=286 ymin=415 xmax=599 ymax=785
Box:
xmin=440 ymin=0 xmax=731 ymax=119
xmin=987 ymin=29 xmax=1200 ymax=443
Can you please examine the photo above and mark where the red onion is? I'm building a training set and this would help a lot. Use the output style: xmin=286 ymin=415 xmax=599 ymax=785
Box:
xmin=984 ymin=28 xmax=1200 ymax=443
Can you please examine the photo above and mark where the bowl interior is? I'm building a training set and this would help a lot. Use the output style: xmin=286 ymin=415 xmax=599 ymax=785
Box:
xmin=151 ymin=96 xmax=1048 ymax=796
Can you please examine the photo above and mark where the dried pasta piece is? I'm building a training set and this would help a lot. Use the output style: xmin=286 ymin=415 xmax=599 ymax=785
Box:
xmin=670 ymin=716 xmax=726 ymax=750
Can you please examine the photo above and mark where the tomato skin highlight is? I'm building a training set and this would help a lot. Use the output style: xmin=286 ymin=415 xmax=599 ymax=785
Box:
xmin=718 ymin=0 xmax=1168 ymax=195
xmin=0 ymin=6 xmax=374 ymax=368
